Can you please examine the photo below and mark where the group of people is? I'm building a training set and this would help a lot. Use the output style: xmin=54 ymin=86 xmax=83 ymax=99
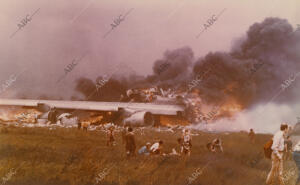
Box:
xmin=107 ymin=123 xmax=300 ymax=185
xmin=105 ymin=125 xmax=224 ymax=159
xmin=106 ymin=126 xmax=194 ymax=158
xmin=48 ymin=108 xmax=300 ymax=184
xmin=124 ymin=128 xmax=193 ymax=158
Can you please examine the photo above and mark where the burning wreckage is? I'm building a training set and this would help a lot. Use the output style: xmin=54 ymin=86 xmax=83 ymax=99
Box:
xmin=0 ymin=18 xmax=298 ymax=132
xmin=0 ymin=87 xmax=231 ymax=128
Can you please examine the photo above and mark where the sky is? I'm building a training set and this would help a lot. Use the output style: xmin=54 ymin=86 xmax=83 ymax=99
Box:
xmin=0 ymin=0 xmax=299 ymax=98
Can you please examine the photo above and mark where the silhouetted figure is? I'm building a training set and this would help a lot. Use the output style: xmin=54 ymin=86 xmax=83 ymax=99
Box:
xmin=293 ymin=140 xmax=300 ymax=184
xmin=77 ymin=121 xmax=81 ymax=130
xmin=48 ymin=107 xmax=57 ymax=124
xmin=107 ymin=126 xmax=115 ymax=146
xmin=249 ymin=129 xmax=255 ymax=143
xmin=284 ymin=135 xmax=293 ymax=160
xmin=125 ymin=127 xmax=136 ymax=159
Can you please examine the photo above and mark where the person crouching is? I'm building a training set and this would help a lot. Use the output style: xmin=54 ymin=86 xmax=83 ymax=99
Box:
xmin=138 ymin=142 xmax=151 ymax=156
xmin=207 ymin=138 xmax=223 ymax=153
xmin=150 ymin=140 xmax=163 ymax=155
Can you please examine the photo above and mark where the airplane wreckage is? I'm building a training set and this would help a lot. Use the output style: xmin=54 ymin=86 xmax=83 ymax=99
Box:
xmin=0 ymin=95 xmax=192 ymax=127
xmin=0 ymin=86 xmax=242 ymax=127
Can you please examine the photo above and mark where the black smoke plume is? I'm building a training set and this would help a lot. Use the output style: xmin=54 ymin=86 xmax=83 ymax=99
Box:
xmin=72 ymin=18 xmax=300 ymax=109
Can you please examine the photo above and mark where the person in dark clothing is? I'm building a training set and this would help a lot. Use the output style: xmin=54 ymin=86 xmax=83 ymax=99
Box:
xmin=125 ymin=127 xmax=136 ymax=159
xmin=48 ymin=108 xmax=57 ymax=124
xmin=248 ymin=129 xmax=255 ymax=143
xmin=284 ymin=136 xmax=293 ymax=160
xmin=121 ymin=126 xmax=128 ymax=144
xmin=293 ymin=140 xmax=300 ymax=184
xmin=77 ymin=121 xmax=81 ymax=130
xmin=170 ymin=138 xmax=183 ymax=156
xmin=107 ymin=126 xmax=115 ymax=147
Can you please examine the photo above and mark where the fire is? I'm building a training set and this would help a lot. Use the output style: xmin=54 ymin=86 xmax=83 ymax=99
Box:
xmin=0 ymin=111 xmax=15 ymax=122
xmin=159 ymin=115 xmax=189 ymax=126
xmin=220 ymin=101 xmax=242 ymax=116
xmin=0 ymin=108 xmax=41 ymax=123
xmin=80 ymin=112 xmax=104 ymax=126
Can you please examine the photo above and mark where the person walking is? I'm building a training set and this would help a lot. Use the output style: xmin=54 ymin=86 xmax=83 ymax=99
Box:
xmin=266 ymin=123 xmax=289 ymax=185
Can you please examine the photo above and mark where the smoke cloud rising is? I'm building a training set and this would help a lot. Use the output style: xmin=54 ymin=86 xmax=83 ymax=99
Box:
xmin=2 ymin=16 xmax=300 ymax=132
xmin=74 ymin=18 xmax=300 ymax=109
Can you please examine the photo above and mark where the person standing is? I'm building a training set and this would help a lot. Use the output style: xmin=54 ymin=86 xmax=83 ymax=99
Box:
xmin=182 ymin=129 xmax=192 ymax=156
xmin=48 ymin=107 xmax=57 ymax=124
xmin=81 ymin=121 xmax=89 ymax=131
xmin=248 ymin=129 xmax=255 ymax=144
xmin=106 ymin=126 xmax=115 ymax=147
xmin=284 ymin=136 xmax=293 ymax=160
xmin=266 ymin=123 xmax=289 ymax=185
xmin=293 ymin=140 xmax=300 ymax=185
xmin=77 ymin=119 xmax=81 ymax=130
xmin=121 ymin=126 xmax=128 ymax=145
xmin=125 ymin=127 xmax=136 ymax=159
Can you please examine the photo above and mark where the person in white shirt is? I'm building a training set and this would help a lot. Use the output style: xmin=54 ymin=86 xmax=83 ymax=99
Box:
xmin=293 ymin=140 xmax=300 ymax=184
xmin=266 ymin=123 xmax=289 ymax=185
xmin=150 ymin=140 xmax=163 ymax=155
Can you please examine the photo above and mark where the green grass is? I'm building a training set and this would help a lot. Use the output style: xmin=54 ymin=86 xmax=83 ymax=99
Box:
xmin=0 ymin=125 xmax=297 ymax=185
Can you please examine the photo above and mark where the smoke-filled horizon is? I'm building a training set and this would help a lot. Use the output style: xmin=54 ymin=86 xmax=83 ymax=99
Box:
xmin=1 ymin=17 xmax=300 ymax=110
xmin=1 ymin=0 xmax=300 ymax=133
xmin=0 ymin=1 xmax=300 ymax=132
xmin=1 ymin=0 xmax=299 ymax=100
xmin=35 ymin=18 xmax=300 ymax=109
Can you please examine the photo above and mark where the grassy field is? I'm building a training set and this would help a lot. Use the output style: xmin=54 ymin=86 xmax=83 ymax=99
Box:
xmin=0 ymin=125 xmax=298 ymax=185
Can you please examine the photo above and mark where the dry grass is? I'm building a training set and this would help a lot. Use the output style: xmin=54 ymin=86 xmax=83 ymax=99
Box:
xmin=0 ymin=125 xmax=298 ymax=185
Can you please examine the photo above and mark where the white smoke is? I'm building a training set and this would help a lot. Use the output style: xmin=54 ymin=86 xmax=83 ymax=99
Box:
xmin=188 ymin=102 xmax=300 ymax=134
